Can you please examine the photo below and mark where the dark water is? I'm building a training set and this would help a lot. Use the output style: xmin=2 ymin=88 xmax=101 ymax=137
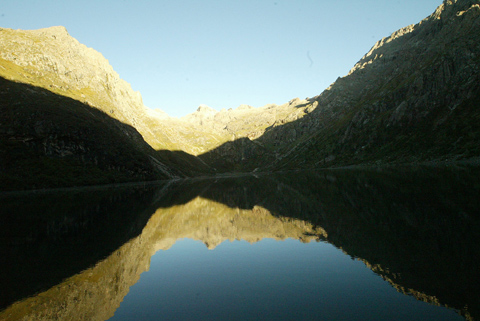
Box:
xmin=1 ymin=166 xmax=479 ymax=320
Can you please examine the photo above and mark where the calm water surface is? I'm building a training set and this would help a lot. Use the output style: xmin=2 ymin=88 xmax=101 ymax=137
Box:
xmin=0 ymin=167 xmax=478 ymax=320
xmin=111 ymin=238 xmax=461 ymax=321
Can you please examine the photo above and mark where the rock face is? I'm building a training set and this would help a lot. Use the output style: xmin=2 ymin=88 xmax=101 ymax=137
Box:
xmin=179 ymin=99 xmax=314 ymax=170
xmin=262 ymin=0 xmax=480 ymax=169
xmin=0 ymin=26 xmax=145 ymax=125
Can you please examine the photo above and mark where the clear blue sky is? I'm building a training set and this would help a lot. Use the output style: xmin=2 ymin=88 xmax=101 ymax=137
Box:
xmin=2 ymin=0 xmax=441 ymax=117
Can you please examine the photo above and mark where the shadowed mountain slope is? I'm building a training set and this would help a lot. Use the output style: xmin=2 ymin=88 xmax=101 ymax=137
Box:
xmin=0 ymin=76 xmax=212 ymax=191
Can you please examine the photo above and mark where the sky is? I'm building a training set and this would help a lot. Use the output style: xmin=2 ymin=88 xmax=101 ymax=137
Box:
xmin=1 ymin=0 xmax=442 ymax=117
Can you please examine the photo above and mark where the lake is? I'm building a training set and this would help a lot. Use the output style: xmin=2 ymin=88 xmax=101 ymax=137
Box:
xmin=1 ymin=166 xmax=479 ymax=320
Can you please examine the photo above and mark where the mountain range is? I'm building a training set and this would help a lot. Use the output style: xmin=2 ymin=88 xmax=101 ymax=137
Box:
xmin=1 ymin=0 xmax=479 ymax=190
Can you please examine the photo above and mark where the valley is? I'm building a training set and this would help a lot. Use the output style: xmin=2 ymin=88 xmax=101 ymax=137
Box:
xmin=1 ymin=0 xmax=479 ymax=189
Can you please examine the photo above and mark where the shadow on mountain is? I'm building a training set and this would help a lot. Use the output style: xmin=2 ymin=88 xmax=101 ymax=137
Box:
xmin=155 ymin=149 xmax=214 ymax=175
xmin=197 ymin=137 xmax=275 ymax=172
xmin=0 ymin=73 xmax=213 ymax=192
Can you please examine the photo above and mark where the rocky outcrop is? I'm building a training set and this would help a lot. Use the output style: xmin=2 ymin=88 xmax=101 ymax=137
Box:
xmin=0 ymin=26 xmax=145 ymax=126
xmin=176 ymin=99 xmax=314 ymax=170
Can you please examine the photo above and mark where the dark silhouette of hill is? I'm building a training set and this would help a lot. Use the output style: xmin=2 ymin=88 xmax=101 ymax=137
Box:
xmin=0 ymin=76 xmax=213 ymax=191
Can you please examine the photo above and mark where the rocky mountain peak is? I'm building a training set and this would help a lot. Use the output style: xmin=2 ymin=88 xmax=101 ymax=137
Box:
xmin=348 ymin=0 xmax=479 ymax=78
xmin=268 ymin=0 xmax=480 ymax=170
xmin=0 ymin=26 xmax=145 ymax=126
xmin=31 ymin=25 xmax=69 ymax=39
xmin=196 ymin=104 xmax=217 ymax=114
xmin=237 ymin=104 xmax=254 ymax=110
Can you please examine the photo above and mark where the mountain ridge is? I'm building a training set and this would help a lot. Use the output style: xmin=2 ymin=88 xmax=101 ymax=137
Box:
xmin=260 ymin=0 xmax=480 ymax=169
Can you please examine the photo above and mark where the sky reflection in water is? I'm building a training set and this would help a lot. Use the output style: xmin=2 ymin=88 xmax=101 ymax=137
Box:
xmin=2 ymin=167 xmax=477 ymax=321
xmin=110 ymin=238 xmax=461 ymax=321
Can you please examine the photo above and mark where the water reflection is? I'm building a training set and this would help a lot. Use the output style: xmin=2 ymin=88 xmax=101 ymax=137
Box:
xmin=0 ymin=166 xmax=478 ymax=320
xmin=112 ymin=238 xmax=461 ymax=321
xmin=0 ymin=183 xmax=166 ymax=310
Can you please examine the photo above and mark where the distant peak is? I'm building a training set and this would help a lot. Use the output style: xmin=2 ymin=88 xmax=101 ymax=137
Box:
xmin=43 ymin=25 xmax=68 ymax=32
xmin=32 ymin=26 xmax=70 ymax=39
xmin=432 ymin=0 xmax=478 ymax=20
xmin=196 ymin=104 xmax=217 ymax=113
xmin=237 ymin=104 xmax=254 ymax=110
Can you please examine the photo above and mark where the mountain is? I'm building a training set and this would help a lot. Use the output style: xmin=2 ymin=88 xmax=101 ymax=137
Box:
xmin=0 ymin=27 xmax=213 ymax=190
xmin=184 ymin=0 xmax=480 ymax=171
xmin=151 ymin=0 xmax=480 ymax=172
xmin=1 ymin=0 xmax=479 ymax=189
xmin=260 ymin=0 xmax=480 ymax=169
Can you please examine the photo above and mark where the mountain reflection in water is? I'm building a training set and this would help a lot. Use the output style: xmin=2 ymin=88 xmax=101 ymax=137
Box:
xmin=0 ymin=166 xmax=479 ymax=320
